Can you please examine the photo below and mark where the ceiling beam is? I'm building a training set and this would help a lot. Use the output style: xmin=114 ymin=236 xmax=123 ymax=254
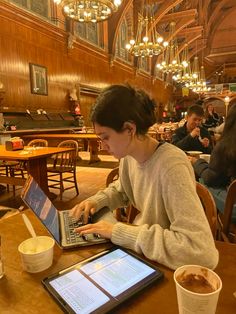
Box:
xmin=108 ymin=0 xmax=133 ymax=55
xmin=152 ymin=0 xmax=184 ymax=28
xmin=158 ymin=11 xmax=197 ymax=41
xmin=177 ymin=26 xmax=203 ymax=53
xmin=159 ymin=9 xmax=197 ymax=23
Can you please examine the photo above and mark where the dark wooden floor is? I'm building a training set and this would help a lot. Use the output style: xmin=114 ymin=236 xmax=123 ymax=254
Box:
xmin=0 ymin=152 xmax=119 ymax=212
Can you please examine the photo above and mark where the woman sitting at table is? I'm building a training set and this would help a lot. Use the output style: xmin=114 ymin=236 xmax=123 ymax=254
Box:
xmin=70 ymin=84 xmax=218 ymax=270
xmin=203 ymin=103 xmax=221 ymax=130
xmin=192 ymin=104 xmax=236 ymax=188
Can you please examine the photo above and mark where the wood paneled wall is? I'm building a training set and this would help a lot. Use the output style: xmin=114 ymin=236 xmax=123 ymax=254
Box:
xmin=0 ymin=2 xmax=172 ymax=125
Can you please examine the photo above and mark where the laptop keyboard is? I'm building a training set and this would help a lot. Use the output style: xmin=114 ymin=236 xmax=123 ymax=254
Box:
xmin=63 ymin=211 xmax=85 ymax=243
xmin=63 ymin=211 xmax=93 ymax=244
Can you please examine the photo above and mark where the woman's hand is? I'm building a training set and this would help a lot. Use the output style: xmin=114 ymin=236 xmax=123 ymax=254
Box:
xmin=70 ymin=200 xmax=97 ymax=223
xmin=200 ymin=137 xmax=210 ymax=147
xmin=189 ymin=156 xmax=198 ymax=165
xmin=74 ymin=220 xmax=114 ymax=239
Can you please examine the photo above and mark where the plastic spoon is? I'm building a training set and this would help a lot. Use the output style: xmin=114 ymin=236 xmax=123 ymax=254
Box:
xmin=22 ymin=213 xmax=37 ymax=238
xmin=22 ymin=213 xmax=39 ymax=253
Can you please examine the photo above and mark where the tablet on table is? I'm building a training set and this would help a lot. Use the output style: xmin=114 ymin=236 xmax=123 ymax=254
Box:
xmin=42 ymin=246 xmax=164 ymax=314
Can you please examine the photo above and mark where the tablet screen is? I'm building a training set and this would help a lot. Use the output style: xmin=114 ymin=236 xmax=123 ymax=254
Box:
xmin=42 ymin=247 xmax=164 ymax=314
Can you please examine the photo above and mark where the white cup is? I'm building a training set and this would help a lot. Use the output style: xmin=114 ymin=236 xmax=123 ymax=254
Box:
xmin=18 ymin=236 xmax=55 ymax=273
xmin=199 ymin=154 xmax=211 ymax=163
xmin=174 ymin=265 xmax=222 ymax=314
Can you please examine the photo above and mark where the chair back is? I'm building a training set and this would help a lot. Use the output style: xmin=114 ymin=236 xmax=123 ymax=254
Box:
xmin=106 ymin=167 xmax=139 ymax=223
xmin=55 ymin=140 xmax=79 ymax=169
xmin=28 ymin=139 xmax=48 ymax=147
xmin=106 ymin=167 xmax=119 ymax=186
xmin=196 ymin=182 xmax=218 ymax=239
xmin=221 ymin=180 xmax=236 ymax=240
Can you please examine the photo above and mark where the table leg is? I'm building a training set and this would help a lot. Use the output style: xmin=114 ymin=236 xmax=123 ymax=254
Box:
xmin=27 ymin=158 xmax=56 ymax=199
xmin=88 ymin=139 xmax=101 ymax=164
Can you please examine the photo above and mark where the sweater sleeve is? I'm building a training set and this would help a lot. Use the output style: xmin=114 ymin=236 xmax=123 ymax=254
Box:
xmin=193 ymin=159 xmax=219 ymax=185
xmin=111 ymin=162 xmax=219 ymax=270
xmin=87 ymin=178 xmax=130 ymax=212
xmin=193 ymin=146 xmax=228 ymax=187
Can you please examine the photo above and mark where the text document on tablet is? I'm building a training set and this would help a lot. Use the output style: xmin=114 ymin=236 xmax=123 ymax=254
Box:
xmin=43 ymin=247 xmax=164 ymax=314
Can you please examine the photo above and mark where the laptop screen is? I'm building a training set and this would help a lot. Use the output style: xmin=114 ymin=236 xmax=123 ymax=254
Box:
xmin=21 ymin=176 xmax=60 ymax=244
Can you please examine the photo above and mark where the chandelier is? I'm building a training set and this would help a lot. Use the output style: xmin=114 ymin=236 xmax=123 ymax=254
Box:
xmin=156 ymin=22 xmax=183 ymax=74
xmin=172 ymin=45 xmax=191 ymax=83
xmin=185 ymin=57 xmax=211 ymax=93
xmin=125 ymin=3 xmax=168 ymax=58
xmin=53 ymin=0 xmax=122 ymax=23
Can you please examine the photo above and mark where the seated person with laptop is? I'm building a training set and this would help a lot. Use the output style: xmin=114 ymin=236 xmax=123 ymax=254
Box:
xmin=70 ymin=84 xmax=218 ymax=271
xmin=172 ymin=104 xmax=212 ymax=154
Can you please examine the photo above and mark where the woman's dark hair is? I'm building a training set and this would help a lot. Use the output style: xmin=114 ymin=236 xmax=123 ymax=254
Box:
xmin=90 ymin=84 xmax=157 ymax=135
xmin=216 ymin=103 xmax=236 ymax=180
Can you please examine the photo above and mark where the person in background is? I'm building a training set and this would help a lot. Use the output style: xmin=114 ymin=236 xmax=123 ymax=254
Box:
xmin=203 ymin=103 xmax=221 ymax=130
xmin=70 ymin=84 xmax=218 ymax=270
xmin=172 ymin=105 xmax=212 ymax=154
xmin=192 ymin=104 xmax=236 ymax=188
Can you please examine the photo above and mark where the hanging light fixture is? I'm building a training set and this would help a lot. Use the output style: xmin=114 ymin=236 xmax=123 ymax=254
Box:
xmin=185 ymin=57 xmax=211 ymax=93
xmin=192 ymin=65 xmax=211 ymax=93
xmin=156 ymin=22 xmax=183 ymax=74
xmin=172 ymin=44 xmax=193 ymax=83
xmin=54 ymin=0 xmax=122 ymax=23
xmin=125 ymin=2 xmax=168 ymax=58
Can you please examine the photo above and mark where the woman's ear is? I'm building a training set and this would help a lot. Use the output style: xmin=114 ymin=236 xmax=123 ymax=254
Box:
xmin=123 ymin=121 xmax=136 ymax=135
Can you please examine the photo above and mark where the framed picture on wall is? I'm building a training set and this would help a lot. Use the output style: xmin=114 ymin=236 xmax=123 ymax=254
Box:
xmin=29 ymin=63 xmax=48 ymax=95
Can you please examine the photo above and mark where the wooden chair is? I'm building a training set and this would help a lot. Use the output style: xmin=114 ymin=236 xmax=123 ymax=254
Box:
xmin=47 ymin=140 xmax=79 ymax=200
xmin=69 ymin=130 xmax=85 ymax=151
xmin=106 ymin=167 xmax=139 ymax=223
xmin=196 ymin=181 xmax=218 ymax=239
xmin=27 ymin=139 xmax=48 ymax=147
xmin=7 ymin=139 xmax=49 ymax=196
xmin=218 ymin=180 xmax=236 ymax=242
xmin=0 ymin=159 xmax=25 ymax=196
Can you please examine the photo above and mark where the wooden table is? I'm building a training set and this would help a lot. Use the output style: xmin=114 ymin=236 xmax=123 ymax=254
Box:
xmin=0 ymin=145 xmax=73 ymax=197
xmin=0 ymin=210 xmax=235 ymax=314
xmin=22 ymin=133 xmax=102 ymax=164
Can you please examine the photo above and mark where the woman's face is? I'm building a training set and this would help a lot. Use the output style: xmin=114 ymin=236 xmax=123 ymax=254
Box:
xmin=94 ymin=123 xmax=133 ymax=159
xmin=208 ymin=105 xmax=213 ymax=112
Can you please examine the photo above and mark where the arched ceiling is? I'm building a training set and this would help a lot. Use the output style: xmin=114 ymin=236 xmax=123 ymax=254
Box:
xmin=109 ymin=0 xmax=236 ymax=84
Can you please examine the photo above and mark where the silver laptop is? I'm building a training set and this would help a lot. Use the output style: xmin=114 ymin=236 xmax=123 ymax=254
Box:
xmin=21 ymin=175 xmax=116 ymax=249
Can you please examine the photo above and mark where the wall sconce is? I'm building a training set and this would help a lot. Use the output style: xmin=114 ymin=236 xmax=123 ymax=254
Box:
xmin=224 ymin=96 xmax=230 ymax=116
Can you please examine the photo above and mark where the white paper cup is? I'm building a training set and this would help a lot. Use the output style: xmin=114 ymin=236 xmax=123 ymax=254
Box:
xmin=174 ymin=265 xmax=222 ymax=314
xmin=199 ymin=154 xmax=211 ymax=163
xmin=18 ymin=236 xmax=55 ymax=273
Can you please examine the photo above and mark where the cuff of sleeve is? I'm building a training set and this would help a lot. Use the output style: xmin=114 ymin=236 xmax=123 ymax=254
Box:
xmin=111 ymin=222 xmax=141 ymax=249
xmin=86 ymin=194 xmax=109 ymax=213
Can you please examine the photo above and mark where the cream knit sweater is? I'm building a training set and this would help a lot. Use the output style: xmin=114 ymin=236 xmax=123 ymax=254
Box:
xmin=88 ymin=143 xmax=219 ymax=270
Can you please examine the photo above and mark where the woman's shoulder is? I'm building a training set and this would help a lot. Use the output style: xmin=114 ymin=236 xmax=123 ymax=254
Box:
xmin=157 ymin=142 xmax=190 ymax=165
xmin=160 ymin=142 xmax=186 ymax=155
